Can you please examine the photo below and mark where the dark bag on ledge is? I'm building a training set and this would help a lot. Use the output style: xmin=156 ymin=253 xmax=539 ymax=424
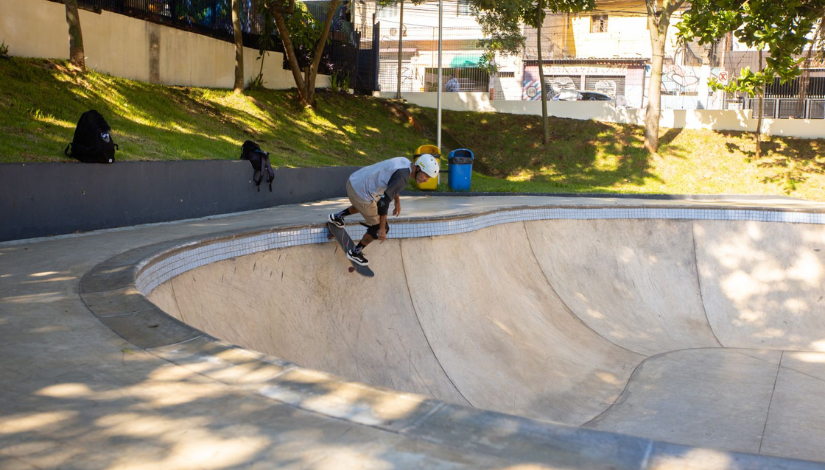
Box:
xmin=240 ymin=140 xmax=275 ymax=192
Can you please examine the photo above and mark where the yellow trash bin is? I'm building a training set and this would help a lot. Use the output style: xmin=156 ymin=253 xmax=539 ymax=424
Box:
xmin=414 ymin=144 xmax=441 ymax=190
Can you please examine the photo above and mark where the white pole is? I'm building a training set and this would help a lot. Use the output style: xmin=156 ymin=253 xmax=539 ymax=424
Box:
xmin=437 ymin=0 xmax=443 ymax=154
xmin=435 ymin=0 xmax=443 ymax=188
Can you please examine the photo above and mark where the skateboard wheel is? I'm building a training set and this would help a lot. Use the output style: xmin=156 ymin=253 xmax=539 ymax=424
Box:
xmin=348 ymin=267 xmax=355 ymax=273
xmin=327 ymin=234 xmax=334 ymax=240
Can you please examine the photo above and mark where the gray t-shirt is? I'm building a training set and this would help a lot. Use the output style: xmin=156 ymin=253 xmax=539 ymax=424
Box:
xmin=348 ymin=157 xmax=412 ymax=203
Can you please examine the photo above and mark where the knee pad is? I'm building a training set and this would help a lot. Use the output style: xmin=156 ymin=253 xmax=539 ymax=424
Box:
xmin=366 ymin=223 xmax=388 ymax=239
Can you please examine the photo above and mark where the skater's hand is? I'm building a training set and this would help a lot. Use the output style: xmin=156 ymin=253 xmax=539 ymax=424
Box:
xmin=393 ymin=202 xmax=401 ymax=217
xmin=378 ymin=225 xmax=387 ymax=242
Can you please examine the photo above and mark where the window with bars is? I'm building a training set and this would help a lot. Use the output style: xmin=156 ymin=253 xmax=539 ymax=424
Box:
xmin=590 ymin=15 xmax=608 ymax=33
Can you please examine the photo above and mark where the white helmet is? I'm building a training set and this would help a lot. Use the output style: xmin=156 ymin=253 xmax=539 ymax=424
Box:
xmin=415 ymin=154 xmax=440 ymax=178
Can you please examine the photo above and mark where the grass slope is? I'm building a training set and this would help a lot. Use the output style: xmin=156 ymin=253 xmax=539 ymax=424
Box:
xmin=406 ymin=106 xmax=825 ymax=201
xmin=0 ymin=58 xmax=431 ymax=168
xmin=3 ymin=57 xmax=825 ymax=200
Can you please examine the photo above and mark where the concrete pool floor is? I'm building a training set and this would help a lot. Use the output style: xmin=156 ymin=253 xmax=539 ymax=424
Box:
xmin=3 ymin=195 xmax=825 ymax=470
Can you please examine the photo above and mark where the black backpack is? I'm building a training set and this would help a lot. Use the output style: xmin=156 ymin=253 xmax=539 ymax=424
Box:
xmin=240 ymin=140 xmax=275 ymax=192
xmin=65 ymin=110 xmax=119 ymax=163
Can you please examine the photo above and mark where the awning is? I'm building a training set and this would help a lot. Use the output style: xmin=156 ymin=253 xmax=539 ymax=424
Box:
xmin=449 ymin=53 xmax=483 ymax=68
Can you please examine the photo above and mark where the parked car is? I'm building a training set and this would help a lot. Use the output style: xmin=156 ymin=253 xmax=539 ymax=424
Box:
xmin=552 ymin=89 xmax=613 ymax=101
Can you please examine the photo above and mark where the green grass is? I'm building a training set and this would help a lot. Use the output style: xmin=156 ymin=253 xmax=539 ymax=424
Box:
xmin=407 ymin=106 xmax=825 ymax=200
xmin=0 ymin=58 xmax=432 ymax=167
xmin=3 ymin=57 xmax=825 ymax=201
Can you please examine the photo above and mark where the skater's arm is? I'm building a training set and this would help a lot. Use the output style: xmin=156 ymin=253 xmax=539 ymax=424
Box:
xmin=377 ymin=168 xmax=411 ymax=216
xmin=393 ymin=193 xmax=401 ymax=217
xmin=378 ymin=214 xmax=388 ymax=242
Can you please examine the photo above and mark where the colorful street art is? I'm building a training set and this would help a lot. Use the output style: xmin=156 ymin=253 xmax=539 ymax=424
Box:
xmin=522 ymin=80 xmax=541 ymax=100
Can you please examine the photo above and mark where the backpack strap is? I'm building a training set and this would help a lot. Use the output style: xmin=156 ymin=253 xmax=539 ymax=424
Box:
xmin=253 ymin=170 xmax=263 ymax=191
xmin=263 ymin=153 xmax=275 ymax=192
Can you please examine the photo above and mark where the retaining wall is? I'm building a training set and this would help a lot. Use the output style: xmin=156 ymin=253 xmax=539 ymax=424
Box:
xmin=0 ymin=162 xmax=357 ymax=242
xmin=377 ymin=91 xmax=825 ymax=139
xmin=0 ymin=0 xmax=328 ymax=89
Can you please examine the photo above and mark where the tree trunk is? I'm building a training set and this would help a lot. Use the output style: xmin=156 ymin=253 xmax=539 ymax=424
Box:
xmin=303 ymin=0 xmax=339 ymax=106
xmin=643 ymin=0 xmax=684 ymax=153
xmin=272 ymin=12 xmax=309 ymax=104
xmin=644 ymin=32 xmax=666 ymax=152
xmin=232 ymin=0 xmax=244 ymax=93
xmin=396 ymin=0 xmax=404 ymax=99
xmin=63 ymin=0 xmax=85 ymax=70
xmin=272 ymin=0 xmax=339 ymax=106
xmin=643 ymin=0 xmax=674 ymax=154
xmin=755 ymin=48 xmax=764 ymax=159
xmin=797 ymin=21 xmax=821 ymax=118
xmin=537 ymin=0 xmax=549 ymax=146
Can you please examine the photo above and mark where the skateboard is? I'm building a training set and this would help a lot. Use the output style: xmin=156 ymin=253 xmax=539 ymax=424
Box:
xmin=327 ymin=222 xmax=375 ymax=277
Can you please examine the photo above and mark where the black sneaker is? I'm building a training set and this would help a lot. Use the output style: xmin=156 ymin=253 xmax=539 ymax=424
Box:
xmin=328 ymin=213 xmax=345 ymax=228
xmin=347 ymin=248 xmax=368 ymax=266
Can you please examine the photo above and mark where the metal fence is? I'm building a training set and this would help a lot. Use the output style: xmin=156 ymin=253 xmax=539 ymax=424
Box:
xmin=373 ymin=23 xmax=490 ymax=93
xmin=59 ymin=0 xmax=361 ymax=79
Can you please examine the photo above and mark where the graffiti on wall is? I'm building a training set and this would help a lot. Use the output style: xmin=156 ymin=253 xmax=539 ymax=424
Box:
xmin=591 ymin=80 xmax=617 ymax=98
xmin=522 ymin=80 xmax=542 ymax=100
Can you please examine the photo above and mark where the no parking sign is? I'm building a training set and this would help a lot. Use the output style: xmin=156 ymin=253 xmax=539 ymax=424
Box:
xmin=718 ymin=70 xmax=729 ymax=84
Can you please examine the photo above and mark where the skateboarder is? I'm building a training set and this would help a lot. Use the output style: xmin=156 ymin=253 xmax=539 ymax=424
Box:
xmin=328 ymin=154 xmax=440 ymax=266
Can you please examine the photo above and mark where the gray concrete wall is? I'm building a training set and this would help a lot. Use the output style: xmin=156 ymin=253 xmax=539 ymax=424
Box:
xmin=0 ymin=162 xmax=357 ymax=242
xmin=0 ymin=0 xmax=330 ymax=89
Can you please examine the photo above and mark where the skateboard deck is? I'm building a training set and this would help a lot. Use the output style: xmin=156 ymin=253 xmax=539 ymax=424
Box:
xmin=327 ymin=222 xmax=375 ymax=277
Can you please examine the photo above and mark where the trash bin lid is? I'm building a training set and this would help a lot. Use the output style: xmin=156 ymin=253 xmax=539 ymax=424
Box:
xmin=448 ymin=149 xmax=474 ymax=159
xmin=448 ymin=156 xmax=474 ymax=165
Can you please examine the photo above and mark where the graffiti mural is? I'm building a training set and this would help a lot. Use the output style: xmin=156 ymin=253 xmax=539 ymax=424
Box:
xmin=592 ymin=80 xmax=617 ymax=98
xmin=522 ymin=80 xmax=542 ymax=100
xmin=522 ymin=75 xmax=578 ymax=100
xmin=660 ymin=46 xmax=722 ymax=96
xmin=548 ymin=76 xmax=576 ymax=98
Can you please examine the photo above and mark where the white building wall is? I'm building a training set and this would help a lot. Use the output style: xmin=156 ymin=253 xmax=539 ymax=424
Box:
xmin=374 ymin=91 xmax=825 ymax=139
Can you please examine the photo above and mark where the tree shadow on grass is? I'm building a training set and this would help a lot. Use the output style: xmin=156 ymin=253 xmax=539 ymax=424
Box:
xmin=717 ymin=130 xmax=825 ymax=193
xmin=433 ymin=111 xmax=666 ymax=191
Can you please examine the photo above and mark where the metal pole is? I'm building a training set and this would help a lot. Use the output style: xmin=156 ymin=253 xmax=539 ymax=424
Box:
xmin=396 ymin=0 xmax=404 ymax=98
xmin=437 ymin=0 xmax=442 ymax=151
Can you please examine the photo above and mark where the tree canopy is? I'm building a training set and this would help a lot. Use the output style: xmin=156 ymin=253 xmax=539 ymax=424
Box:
xmin=472 ymin=0 xmax=595 ymax=71
xmin=678 ymin=0 xmax=825 ymax=95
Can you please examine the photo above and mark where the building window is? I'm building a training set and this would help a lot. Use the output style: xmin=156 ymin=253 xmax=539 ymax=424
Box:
xmin=590 ymin=15 xmax=608 ymax=33
xmin=457 ymin=0 xmax=470 ymax=16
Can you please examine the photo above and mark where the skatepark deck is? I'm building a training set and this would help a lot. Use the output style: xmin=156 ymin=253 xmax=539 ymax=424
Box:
xmin=4 ymin=195 xmax=825 ymax=469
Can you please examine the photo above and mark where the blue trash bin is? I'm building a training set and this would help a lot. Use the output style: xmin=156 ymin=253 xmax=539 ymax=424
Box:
xmin=448 ymin=149 xmax=474 ymax=191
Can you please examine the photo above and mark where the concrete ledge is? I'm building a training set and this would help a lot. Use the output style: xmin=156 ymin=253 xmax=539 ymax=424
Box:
xmin=0 ymin=162 xmax=358 ymax=242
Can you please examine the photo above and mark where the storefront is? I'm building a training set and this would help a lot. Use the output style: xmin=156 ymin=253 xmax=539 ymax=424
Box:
xmin=522 ymin=59 xmax=647 ymax=108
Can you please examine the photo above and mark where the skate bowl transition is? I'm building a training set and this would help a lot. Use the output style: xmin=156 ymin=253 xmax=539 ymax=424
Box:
xmin=83 ymin=204 xmax=825 ymax=469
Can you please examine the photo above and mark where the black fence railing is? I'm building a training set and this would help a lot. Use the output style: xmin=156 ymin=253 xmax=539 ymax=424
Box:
xmin=52 ymin=0 xmax=369 ymax=84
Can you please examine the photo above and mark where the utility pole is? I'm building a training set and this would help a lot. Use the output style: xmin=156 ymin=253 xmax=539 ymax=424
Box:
xmin=396 ymin=0 xmax=404 ymax=98
xmin=437 ymin=0 xmax=443 ymax=150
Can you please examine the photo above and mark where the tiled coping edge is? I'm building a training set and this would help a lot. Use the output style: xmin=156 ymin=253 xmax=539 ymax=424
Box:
xmin=135 ymin=205 xmax=825 ymax=294
xmin=78 ymin=204 xmax=825 ymax=470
